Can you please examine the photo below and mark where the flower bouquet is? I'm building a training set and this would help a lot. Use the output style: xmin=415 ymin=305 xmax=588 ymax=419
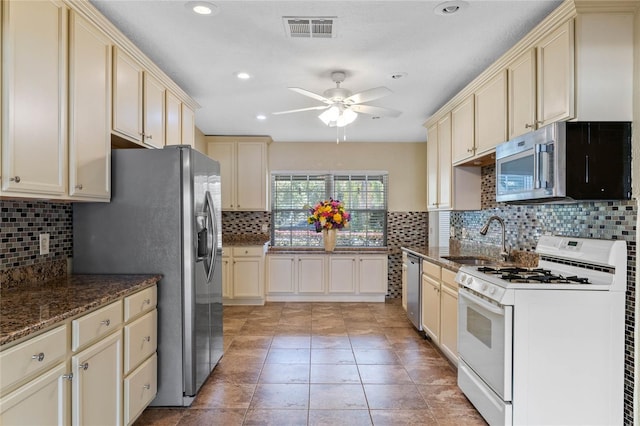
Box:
xmin=307 ymin=198 xmax=351 ymax=232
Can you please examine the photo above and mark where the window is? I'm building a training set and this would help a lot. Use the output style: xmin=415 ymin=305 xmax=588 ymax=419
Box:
xmin=271 ymin=173 xmax=388 ymax=247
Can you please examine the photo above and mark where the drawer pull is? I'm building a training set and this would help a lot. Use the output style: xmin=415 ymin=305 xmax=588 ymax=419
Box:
xmin=62 ymin=373 xmax=73 ymax=381
xmin=143 ymin=336 xmax=151 ymax=343
xmin=32 ymin=352 xmax=45 ymax=362
xmin=144 ymin=298 xmax=151 ymax=305
xmin=75 ymin=184 xmax=83 ymax=190
xmin=143 ymin=384 xmax=151 ymax=390
xmin=9 ymin=176 xmax=21 ymax=183
xmin=80 ymin=362 xmax=89 ymax=370
xmin=101 ymin=319 xmax=111 ymax=326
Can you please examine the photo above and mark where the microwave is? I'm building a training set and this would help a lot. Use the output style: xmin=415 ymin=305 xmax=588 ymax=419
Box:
xmin=495 ymin=122 xmax=631 ymax=203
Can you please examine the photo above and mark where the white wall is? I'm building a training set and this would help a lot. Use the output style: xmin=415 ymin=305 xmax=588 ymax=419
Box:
xmin=268 ymin=142 xmax=427 ymax=212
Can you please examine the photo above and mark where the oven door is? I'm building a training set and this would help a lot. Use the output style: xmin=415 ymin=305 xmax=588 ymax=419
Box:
xmin=458 ymin=288 xmax=513 ymax=401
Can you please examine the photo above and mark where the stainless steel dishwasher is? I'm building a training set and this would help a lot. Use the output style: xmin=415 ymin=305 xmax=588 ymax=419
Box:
xmin=405 ymin=253 xmax=422 ymax=330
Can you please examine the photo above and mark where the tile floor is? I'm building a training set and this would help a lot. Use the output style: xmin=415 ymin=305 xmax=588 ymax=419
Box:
xmin=134 ymin=300 xmax=486 ymax=425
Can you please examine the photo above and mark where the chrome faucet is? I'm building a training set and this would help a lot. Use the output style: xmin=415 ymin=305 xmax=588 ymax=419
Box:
xmin=480 ymin=215 xmax=510 ymax=262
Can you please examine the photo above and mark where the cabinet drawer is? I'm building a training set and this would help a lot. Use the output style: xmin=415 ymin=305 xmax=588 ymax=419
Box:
xmin=124 ymin=286 xmax=157 ymax=322
xmin=232 ymin=246 xmax=264 ymax=257
xmin=441 ymin=268 xmax=458 ymax=291
xmin=422 ymin=260 xmax=441 ymax=280
xmin=124 ymin=310 xmax=157 ymax=374
xmin=124 ymin=353 xmax=157 ymax=426
xmin=72 ymin=301 xmax=123 ymax=351
xmin=0 ymin=326 xmax=67 ymax=393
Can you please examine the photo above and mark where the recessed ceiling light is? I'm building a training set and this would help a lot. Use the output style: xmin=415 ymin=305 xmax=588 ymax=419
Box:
xmin=236 ymin=72 xmax=251 ymax=80
xmin=256 ymin=114 xmax=267 ymax=120
xmin=434 ymin=1 xmax=468 ymax=16
xmin=185 ymin=2 xmax=218 ymax=16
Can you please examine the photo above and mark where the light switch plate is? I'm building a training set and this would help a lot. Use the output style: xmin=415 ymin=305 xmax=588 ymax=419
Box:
xmin=39 ymin=233 xmax=50 ymax=255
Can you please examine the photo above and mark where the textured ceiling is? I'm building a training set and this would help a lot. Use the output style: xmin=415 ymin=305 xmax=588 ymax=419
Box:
xmin=90 ymin=0 xmax=562 ymax=143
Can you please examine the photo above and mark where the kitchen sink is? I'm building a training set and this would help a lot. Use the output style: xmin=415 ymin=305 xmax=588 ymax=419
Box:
xmin=441 ymin=256 xmax=497 ymax=266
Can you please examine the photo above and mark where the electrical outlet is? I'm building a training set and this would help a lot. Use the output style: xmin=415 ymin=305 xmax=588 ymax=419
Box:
xmin=39 ymin=233 xmax=50 ymax=255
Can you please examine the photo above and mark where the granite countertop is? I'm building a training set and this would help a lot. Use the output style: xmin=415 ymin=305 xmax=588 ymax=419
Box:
xmin=269 ymin=247 xmax=390 ymax=254
xmin=223 ymin=234 xmax=270 ymax=246
xmin=0 ymin=274 xmax=161 ymax=347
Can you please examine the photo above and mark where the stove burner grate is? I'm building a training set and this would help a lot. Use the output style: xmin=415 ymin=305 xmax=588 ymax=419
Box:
xmin=477 ymin=266 xmax=590 ymax=284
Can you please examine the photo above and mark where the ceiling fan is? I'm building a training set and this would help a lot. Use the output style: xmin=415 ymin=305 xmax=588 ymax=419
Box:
xmin=272 ymin=71 xmax=401 ymax=128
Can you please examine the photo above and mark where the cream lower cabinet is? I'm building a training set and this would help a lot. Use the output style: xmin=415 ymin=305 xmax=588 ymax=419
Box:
xmin=267 ymin=253 xmax=387 ymax=302
xmin=0 ymin=285 xmax=158 ymax=426
xmin=223 ymin=245 xmax=268 ymax=305
xmin=71 ymin=331 xmax=123 ymax=426
xmin=439 ymin=269 xmax=458 ymax=364
xmin=421 ymin=261 xmax=441 ymax=344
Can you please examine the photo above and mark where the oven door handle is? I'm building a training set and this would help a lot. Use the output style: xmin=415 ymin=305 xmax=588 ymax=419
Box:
xmin=459 ymin=289 xmax=505 ymax=316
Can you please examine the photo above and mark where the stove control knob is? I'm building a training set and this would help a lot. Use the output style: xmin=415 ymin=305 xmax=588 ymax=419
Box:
xmin=459 ymin=273 xmax=466 ymax=282
xmin=481 ymin=283 xmax=489 ymax=291
xmin=489 ymin=287 xmax=496 ymax=295
xmin=466 ymin=277 xmax=473 ymax=286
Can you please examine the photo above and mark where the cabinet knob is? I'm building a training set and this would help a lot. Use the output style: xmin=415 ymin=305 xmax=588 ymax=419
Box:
xmin=143 ymin=384 xmax=151 ymax=390
xmin=9 ymin=176 xmax=20 ymax=183
xmin=62 ymin=373 xmax=74 ymax=381
xmin=143 ymin=298 xmax=151 ymax=305
xmin=143 ymin=336 xmax=151 ymax=343
xmin=31 ymin=352 xmax=45 ymax=362
xmin=75 ymin=184 xmax=83 ymax=190
xmin=80 ymin=362 xmax=89 ymax=370
xmin=466 ymin=148 xmax=474 ymax=153
xmin=101 ymin=319 xmax=111 ymax=326
xmin=145 ymin=134 xmax=153 ymax=140
xmin=525 ymin=123 xmax=534 ymax=129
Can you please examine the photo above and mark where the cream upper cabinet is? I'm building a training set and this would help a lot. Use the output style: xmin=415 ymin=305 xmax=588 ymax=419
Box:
xmin=207 ymin=137 xmax=269 ymax=211
xmin=474 ymin=70 xmax=507 ymax=156
xmin=181 ymin=105 xmax=196 ymax=147
xmin=1 ymin=0 xmax=67 ymax=196
xmin=507 ymin=49 xmax=537 ymax=139
xmin=68 ymin=11 xmax=111 ymax=201
xmin=536 ymin=19 xmax=574 ymax=127
xmin=113 ymin=47 xmax=143 ymax=143
xmin=165 ymin=91 xmax=182 ymax=146
xmin=451 ymin=95 xmax=474 ymax=164
xmin=426 ymin=114 xmax=452 ymax=211
xmin=142 ymin=73 xmax=165 ymax=149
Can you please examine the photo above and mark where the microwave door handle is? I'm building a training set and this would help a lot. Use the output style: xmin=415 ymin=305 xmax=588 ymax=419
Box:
xmin=533 ymin=144 xmax=542 ymax=189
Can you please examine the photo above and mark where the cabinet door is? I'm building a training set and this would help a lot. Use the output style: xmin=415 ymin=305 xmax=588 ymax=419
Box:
xmin=0 ymin=363 xmax=68 ymax=426
xmin=507 ymin=49 xmax=537 ymax=139
xmin=536 ymin=20 xmax=575 ymax=126
xmin=421 ymin=274 xmax=440 ymax=344
xmin=267 ymin=256 xmax=295 ymax=293
xmin=113 ymin=47 xmax=143 ymax=143
xmin=298 ymin=256 xmax=325 ymax=294
xmin=358 ymin=256 xmax=387 ymax=294
xmin=2 ymin=0 xmax=67 ymax=196
xmin=475 ymin=70 xmax=507 ymax=155
xmin=451 ymin=95 xmax=474 ymax=164
xmin=143 ymin=73 xmax=165 ymax=149
xmin=437 ymin=114 xmax=452 ymax=210
xmin=221 ymin=255 xmax=232 ymax=298
xmin=208 ymin=142 xmax=235 ymax=209
xmin=426 ymin=123 xmax=439 ymax=210
xmin=68 ymin=11 xmax=111 ymax=200
xmin=165 ymin=92 xmax=182 ymax=146
xmin=236 ymin=142 xmax=266 ymax=210
xmin=72 ymin=331 xmax=123 ymax=426
xmin=181 ymin=105 xmax=196 ymax=148
xmin=233 ymin=257 xmax=262 ymax=298
xmin=329 ymin=256 xmax=356 ymax=293
xmin=440 ymin=284 xmax=458 ymax=364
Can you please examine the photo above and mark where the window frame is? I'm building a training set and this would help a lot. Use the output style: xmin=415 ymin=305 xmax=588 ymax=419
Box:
xmin=270 ymin=171 xmax=388 ymax=248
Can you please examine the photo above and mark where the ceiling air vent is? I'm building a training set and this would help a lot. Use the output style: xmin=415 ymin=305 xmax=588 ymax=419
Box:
xmin=283 ymin=16 xmax=337 ymax=38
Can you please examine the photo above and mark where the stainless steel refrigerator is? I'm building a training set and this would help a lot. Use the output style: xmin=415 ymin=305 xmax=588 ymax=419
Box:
xmin=73 ymin=145 xmax=223 ymax=406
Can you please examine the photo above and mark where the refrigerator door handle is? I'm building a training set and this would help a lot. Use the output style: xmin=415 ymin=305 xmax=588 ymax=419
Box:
xmin=204 ymin=190 xmax=217 ymax=282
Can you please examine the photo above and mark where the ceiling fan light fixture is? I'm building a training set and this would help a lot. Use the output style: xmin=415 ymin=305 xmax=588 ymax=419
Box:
xmin=337 ymin=108 xmax=358 ymax=127
xmin=319 ymin=106 xmax=341 ymax=126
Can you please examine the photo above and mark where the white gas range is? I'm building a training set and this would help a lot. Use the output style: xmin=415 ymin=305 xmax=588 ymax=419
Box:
xmin=455 ymin=235 xmax=627 ymax=426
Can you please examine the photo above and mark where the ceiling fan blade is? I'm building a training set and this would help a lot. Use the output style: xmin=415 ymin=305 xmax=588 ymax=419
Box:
xmin=344 ymin=87 xmax=392 ymax=105
xmin=272 ymin=105 xmax=329 ymax=115
xmin=350 ymin=104 xmax=402 ymax=118
xmin=289 ymin=87 xmax=332 ymax=104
